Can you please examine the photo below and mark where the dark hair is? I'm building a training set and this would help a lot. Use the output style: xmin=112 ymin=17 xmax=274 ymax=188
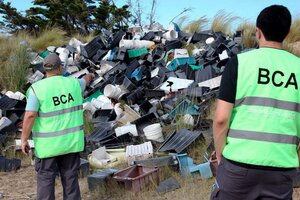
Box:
xmin=256 ymin=5 xmax=291 ymax=42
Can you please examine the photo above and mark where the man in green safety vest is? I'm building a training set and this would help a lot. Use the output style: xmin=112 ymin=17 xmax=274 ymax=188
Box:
xmin=21 ymin=53 xmax=94 ymax=200
xmin=212 ymin=5 xmax=300 ymax=200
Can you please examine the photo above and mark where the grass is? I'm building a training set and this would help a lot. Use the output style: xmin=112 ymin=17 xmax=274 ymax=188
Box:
xmin=70 ymin=32 xmax=95 ymax=44
xmin=237 ymin=22 xmax=257 ymax=48
xmin=211 ymin=10 xmax=240 ymax=35
xmin=283 ymin=18 xmax=300 ymax=57
xmin=30 ymin=27 xmax=67 ymax=52
xmin=182 ymin=16 xmax=209 ymax=33
xmin=0 ymin=34 xmax=31 ymax=92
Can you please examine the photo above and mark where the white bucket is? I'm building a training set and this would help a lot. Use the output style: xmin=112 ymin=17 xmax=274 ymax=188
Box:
xmin=143 ymin=123 xmax=164 ymax=142
xmin=83 ymin=102 xmax=97 ymax=115
xmin=115 ymin=124 xmax=138 ymax=137
xmin=206 ymin=37 xmax=215 ymax=45
xmin=103 ymin=84 xmax=122 ymax=99
xmin=163 ymin=30 xmax=178 ymax=41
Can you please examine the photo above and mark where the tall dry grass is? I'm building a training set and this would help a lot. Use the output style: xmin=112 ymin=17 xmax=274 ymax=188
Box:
xmin=237 ymin=22 xmax=257 ymax=48
xmin=30 ymin=27 xmax=67 ymax=52
xmin=283 ymin=18 xmax=300 ymax=57
xmin=182 ymin=16 xmax=209 ymax=33
xmin=0 ymin=34 xmax=31 ymax=92
xmin=70 ymin=32 xmax=95 ymax=44
xmin=211 ymin=10 xmax=240 ymax=35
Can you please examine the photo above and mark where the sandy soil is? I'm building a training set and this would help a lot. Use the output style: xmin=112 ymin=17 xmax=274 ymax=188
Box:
xmin=0 ymin=164 xmax=90 ymax=200
xmin=1 ymin=164 xmax=300 ymax=200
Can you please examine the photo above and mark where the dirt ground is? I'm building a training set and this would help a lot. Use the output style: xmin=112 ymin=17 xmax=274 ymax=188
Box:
xmin=1 ymin=164 xmax=300 ymax=200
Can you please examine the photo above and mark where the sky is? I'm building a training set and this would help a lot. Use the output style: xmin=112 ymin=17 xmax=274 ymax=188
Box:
xmin=3 ymin=0 xmax=300 ymax=29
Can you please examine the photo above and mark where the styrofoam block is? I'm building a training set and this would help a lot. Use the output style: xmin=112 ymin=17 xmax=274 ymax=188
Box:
xmin=15 ymin=139 xmax=35 ymax=150
xmin=198 ymin=76 xmax=222 ymax=89
xmin=219 ymin=50 xmax=229 ymax=61
xmin=28 ymin=70 xmax=44 ymax=83
xmin=174 ymin=49 xmax=189 ymax=59
xmin=160 ymin=77 xmax=194 ymax=92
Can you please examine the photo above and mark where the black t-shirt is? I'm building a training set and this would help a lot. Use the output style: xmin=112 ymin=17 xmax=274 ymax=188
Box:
xmin=218 ymin=56 xmax=238 ymax=104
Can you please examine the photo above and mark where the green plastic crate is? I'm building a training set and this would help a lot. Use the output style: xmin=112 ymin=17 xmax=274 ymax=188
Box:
xmin=127 ymin=48 xmax=148 ymax=58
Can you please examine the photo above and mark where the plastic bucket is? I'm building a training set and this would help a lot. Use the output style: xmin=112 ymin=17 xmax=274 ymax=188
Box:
xmin=143 ymin=123 xmax=164 ymax=142
xmin=104 ymin=84 xmax=122 ymax=99
xmin=163 ymin=30 xmax=178 ymax=41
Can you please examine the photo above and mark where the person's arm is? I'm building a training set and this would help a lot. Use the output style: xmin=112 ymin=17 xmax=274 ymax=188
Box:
xmin=213 ymin=56 xmax=237 ymax=164
xmin=213 ymin=100 xmax=233 ymax=164
xmin=21 ymin=87 xmax=39 ymax=156
xmin=21 ymin=111 xmax=37 ymax=156
xmin=83 ymin=73 xmax=95 ymax=86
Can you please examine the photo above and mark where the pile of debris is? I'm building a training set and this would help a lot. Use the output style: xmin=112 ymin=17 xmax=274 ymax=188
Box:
xmin=0 ymin=25 xmax=256 ymax=193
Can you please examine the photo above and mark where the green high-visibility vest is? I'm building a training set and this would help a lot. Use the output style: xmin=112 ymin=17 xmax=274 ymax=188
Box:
xmin=222 ymin=48 xmax=300 ymax=168
xmin=27 ymin=76 xmax=84 ymax=158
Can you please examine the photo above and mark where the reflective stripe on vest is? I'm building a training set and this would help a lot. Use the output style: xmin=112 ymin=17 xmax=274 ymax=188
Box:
xmin=37 ymin=105 xmax=83 ymax=118
xmin=235 ymin=96 xmax=300 ymax=113
xmin=228 ymin=129 xmax=299 ymax=145
xmin=32 ymin=125 xmax=84 ymax=138
xmin=28 ymin=76 xmax=84 ymax=159
xmin=222 ymin=48 xmax=300 ymax=168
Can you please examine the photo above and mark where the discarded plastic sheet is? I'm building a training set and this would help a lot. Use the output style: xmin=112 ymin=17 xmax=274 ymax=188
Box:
xmin=168 ymin=98 xmax=200 ymax=119
xmin=198 ymin=76 xmax=222 ymax=89
xmin=157 ymin=177 xmax=180 ymax=194
xmin=86 ymin=124 xmax=113 ymax=143
xmin=0 ymin=95 xmax=18 ymax=110
xmin=158 ymin=129 xmax=202 ymax=153
xmin=195 ymin=65 xmax=218 ymax=83
xmin=0 ymin=156 xmax=21 ymax=172
xmin=115 ymin=104 xmax=141 ymax=126
xmin=160 ymin=77 xmax=194 ymax=93
xmin=132 ymin=112 xmax=158 ymax=135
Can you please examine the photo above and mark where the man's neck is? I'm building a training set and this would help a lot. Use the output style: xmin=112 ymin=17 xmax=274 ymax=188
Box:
xmin=259 ymin=40 xmax=283 ymax=49
xmin=46 ymin=72 xmax=61 ymax=77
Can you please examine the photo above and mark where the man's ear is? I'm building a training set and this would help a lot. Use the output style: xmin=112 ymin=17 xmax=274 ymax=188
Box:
xmin=256 ymin=27 xmax=261 ymax=40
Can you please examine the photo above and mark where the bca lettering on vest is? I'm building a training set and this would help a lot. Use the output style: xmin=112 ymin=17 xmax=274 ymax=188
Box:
xmin=52 ymin=93 xmax=74 ymax=106
xmin=258 ymin=68 xmax=298 ymax=90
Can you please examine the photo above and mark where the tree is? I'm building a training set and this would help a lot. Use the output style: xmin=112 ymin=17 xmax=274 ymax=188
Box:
xmin=126 ymin=0 xmax=157 ymax=29
xmin=0 ymin=0 xmax=131 ymax=34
